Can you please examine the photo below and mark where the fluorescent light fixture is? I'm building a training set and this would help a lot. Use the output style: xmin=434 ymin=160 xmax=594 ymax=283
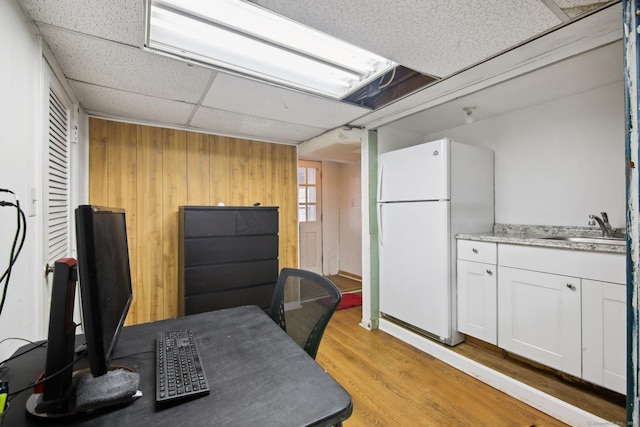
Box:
xmin=146 ymin=0 xmax=397 ymax=99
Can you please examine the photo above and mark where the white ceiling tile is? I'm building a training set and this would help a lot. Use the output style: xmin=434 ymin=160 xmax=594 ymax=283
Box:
xmin=39 ymin=25 xmax=214 ymax=104
xmin=255 ymin=0 xmax=562 ymax=77
xmin=70 ymin=81 xmax=195 ymax=127
xmin=202 ymin=74 xmax=369 ymax=129
xmin=191 ymin=106 xmax=327 ymax=143
xmin=19 ymin=0 xmax=143 ymax=46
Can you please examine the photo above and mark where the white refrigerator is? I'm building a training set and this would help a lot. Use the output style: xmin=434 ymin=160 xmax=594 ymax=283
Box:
xmin=377 ymin=138 xmax=494 ymax=345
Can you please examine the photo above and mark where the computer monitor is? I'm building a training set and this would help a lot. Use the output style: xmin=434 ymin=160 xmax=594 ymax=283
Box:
xmin=35 ymin=258 xmax=78 ymax=415
xmin=75 ymin=205 xmax=133 ymax=378
xmin=28 ymin=205 xmax=134 ymax=417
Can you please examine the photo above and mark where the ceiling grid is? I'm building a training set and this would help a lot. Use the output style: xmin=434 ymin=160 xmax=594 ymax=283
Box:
xmin=18 ymin=0 xmax=617 ymax=146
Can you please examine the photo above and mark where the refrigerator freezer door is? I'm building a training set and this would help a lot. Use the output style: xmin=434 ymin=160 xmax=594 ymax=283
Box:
xmin=378 ymin=201 xmax=451 ymax=339
xmin=378 ymin=139 xmax=449 ymax=202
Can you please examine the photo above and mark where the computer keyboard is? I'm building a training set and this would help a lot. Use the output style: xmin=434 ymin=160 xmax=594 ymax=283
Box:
xmin=156 ymin=329 xmax=211 ymax=403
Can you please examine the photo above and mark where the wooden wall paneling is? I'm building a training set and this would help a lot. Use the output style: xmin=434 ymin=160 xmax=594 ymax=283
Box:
xmin=88 ymin=118 xmax=108 ymax=206
xmin=210 ymin=135 xmax=230 ymax=206
xmin=265 ymin=142 xmax=278 ymax=206
xmin=272 ymin=143 xmax=287 ymax=269
xmin=186 ymin=131 xmax=210 ymax=205
xmin=89 ymin=118 xmax=299 ymax=324
xmin=272 ymin=144 xmax=298 ymax=269
xmin=283 ymin=145 xmax=298 ymax=269
xmin=106 ymin=120 xmax=139 ymax=324
xmin=136 ymin=125 xmax=164 ymax=324
xmin=229 ymin=137 xmax=250 ymax=206
xmin=162 ymin=128 xmax=187 ymax=319
xmin=248 ymin=139 xmax=267 ymax=206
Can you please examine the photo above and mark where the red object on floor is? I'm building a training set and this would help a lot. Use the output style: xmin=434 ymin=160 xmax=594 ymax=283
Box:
xmin=336 ymin=293 xmax=362 ymax=310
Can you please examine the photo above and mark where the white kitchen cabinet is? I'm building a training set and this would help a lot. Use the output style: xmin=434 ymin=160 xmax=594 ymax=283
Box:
xmin=582 ymin=279 xmax=626 ymax=394
xmin=457 ymin=241 xmax=627 ymax=393
xmin=498 ymin=266 xmax=582 ymax=377
xmin=495 ymin=243 xmax=626 ymax=392
xmin=457 ymin=241 xmax=497 ymax=344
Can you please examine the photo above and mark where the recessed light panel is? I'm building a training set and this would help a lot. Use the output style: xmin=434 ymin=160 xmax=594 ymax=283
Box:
xmin=146 ymin=0 xmax=397 ymax=99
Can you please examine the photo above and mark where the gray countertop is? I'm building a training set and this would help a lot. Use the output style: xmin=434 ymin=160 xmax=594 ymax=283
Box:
xmin=456 ymin=224 xmax=626 ymax=255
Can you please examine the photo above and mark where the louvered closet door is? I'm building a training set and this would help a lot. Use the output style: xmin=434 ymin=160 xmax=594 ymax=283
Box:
xmin=46 ymin=83 xmax=71 ymax=265
xmin=42 ymin=64 xmax=72 ymax=334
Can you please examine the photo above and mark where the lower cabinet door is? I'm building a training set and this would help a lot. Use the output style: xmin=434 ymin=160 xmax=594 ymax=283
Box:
xmin=457 ymin=260 xmax=497 ymax=344
xmin=582 ymin=279 xmax=626 ymax=394
xmin=498 ymin=267 xmax=581 ymax=377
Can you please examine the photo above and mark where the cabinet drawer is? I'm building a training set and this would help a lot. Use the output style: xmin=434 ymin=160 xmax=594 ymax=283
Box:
xmin=184 ymin=259 xmax=278 ymax=294
xmin=182 ymin=207 xmax=278 ymax=237
xmin=498 ymin=244 xmax=625 ymax=284
xmin=184 ymin=235 xmax=279 ymax=266
xmin=184 ymin=283 xmax=276 ymax=314
xmin=457 ymin=240 xmax=497 ymax=264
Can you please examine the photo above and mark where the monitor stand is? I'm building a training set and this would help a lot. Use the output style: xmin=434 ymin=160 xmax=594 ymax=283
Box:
xmin=26 ymin=365 xmax=140 ymax=418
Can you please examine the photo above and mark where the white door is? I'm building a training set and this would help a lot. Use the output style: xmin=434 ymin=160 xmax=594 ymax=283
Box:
xmin=298 ymin=161 xmax=322 ymax=274
xmin=41 ymin=64 xmax=73 ymax=334
xmin=582 ymin=279 xmax=626 ymax=394
xmin=378 ymin=139 xmax=449 ymax=202
xmin=498 ymin=267 xmax=582 ymax=377
xmin=457 ymin=260 xmax=497 ymax=344
xmin=378 ymin=200 xmax=450 ymax=338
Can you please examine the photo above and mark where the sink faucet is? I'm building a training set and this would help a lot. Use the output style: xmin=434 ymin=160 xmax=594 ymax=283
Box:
xmin=589 ymin=212 xmax=612 ymax=237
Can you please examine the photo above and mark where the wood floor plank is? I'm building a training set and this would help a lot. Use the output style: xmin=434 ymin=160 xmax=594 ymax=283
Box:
xmin=317 ymin=307 xmax=568 ymax=426
xmin=319 ymin=275 xmax=625 ymax=424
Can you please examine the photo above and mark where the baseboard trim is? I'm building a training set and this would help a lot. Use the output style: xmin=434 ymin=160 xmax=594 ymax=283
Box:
xmin=378 ymin=318 xmax=611 ymax=426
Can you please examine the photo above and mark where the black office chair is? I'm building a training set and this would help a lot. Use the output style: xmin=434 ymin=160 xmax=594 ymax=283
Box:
xmin=269 ymin=268 xmax=342 ymax=359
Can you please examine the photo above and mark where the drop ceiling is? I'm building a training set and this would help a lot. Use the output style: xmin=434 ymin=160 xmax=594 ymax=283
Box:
xmin=18 ymin=0 xmax=617 ymax=146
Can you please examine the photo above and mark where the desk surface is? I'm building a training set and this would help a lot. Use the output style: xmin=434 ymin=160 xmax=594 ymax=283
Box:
xmin=2 ymin=305 xmax=352 ymax=426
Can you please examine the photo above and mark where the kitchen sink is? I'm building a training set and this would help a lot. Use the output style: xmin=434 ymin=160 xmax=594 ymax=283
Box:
xmin=540 ymin=236 xmax=626 ymax=245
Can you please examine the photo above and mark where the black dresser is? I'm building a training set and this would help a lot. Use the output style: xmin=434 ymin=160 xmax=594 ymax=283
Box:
xmin=178 ymin=206 xmax=279 ymax=315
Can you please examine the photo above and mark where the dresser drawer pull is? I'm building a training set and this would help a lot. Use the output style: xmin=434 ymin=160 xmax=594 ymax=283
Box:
xmin=486 ymin=269 xmax=493 ymax=276
xmin=566 ymin=283 xmax=576 ymax=290
xmin=472 ymin=248 xmax=478 ymax=254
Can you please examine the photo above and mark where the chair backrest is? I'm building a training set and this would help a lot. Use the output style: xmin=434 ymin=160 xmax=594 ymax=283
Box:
xmin=269 ymin=268 xmax=342 ymax=359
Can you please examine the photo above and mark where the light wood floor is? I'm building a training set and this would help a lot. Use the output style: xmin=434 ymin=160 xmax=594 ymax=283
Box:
xmin=317 ymin=277 xmax=626 ymax=426
xmin=450 ymin=336 xmax=626 ymax=424
xmin=317 ymin=306 xmax=568 ymax=426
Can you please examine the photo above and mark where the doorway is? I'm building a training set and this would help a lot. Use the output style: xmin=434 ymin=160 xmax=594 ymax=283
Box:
xmin=298 ymin=160 xmax=323 ymax=274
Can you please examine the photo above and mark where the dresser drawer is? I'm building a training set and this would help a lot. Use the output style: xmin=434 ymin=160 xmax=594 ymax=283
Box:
xmin=184 ymin=283 xmax=276 ymax=314
xmin=184 ymin=235 xmax=279 ymax=266
xmin=457 ymin=240 xmax=497 ymax=264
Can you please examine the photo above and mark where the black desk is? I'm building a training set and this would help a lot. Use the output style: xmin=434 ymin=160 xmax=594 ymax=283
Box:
xmin=1 ymin=305 xmax=352 ymax=426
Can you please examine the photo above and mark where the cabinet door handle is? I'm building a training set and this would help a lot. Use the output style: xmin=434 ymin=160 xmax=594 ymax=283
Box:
xmin=472 ymin=248 xmax=478 ymax=254
xmin=486 ymin=269 xmax=493 ymax=276
xmin=566 ymin=283 xmax=576 ymax=290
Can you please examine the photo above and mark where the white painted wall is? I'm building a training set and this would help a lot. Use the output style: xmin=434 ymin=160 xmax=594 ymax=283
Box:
xmin=338 ymin=163 xmax=362 ymax=276
xmin=377 ymin=81 xmax=624 ymax=229
xmin=377 ymin=127 xmax=424 ymax=155
xmin=0 ymin=0 xmax=87 ymax=361
xmin=321 ymin=161 xmax=362 ymax=277
xmin=322 ymin=161 xmax=341 ymax=275
xmin=427 ymin=82 xmax=624 ymax=228
xmin=0 ymin=0 xmax=45 ymax=361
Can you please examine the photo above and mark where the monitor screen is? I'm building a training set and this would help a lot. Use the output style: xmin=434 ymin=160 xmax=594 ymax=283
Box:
xmin=75 ymin=205 xmax=133 ymax=378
